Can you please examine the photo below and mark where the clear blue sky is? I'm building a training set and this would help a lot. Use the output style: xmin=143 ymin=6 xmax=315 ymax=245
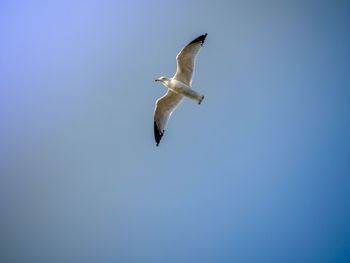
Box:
xmin=1 ymin=1 xmax=350 ymax=262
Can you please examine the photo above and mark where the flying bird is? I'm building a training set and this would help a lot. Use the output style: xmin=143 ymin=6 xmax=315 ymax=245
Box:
xmin=153 ymin=33 xmax=208 ymax=146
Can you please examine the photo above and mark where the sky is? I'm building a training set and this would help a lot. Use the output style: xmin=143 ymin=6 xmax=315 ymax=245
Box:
xmin=1 ymin=0 xmax=350 ymax=262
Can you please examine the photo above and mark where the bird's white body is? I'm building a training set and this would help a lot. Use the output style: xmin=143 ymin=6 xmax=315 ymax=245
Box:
xmin=158 ymin=78 xmax=204 ymax=104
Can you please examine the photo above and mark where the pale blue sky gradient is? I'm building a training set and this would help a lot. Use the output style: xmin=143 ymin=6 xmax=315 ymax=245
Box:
xmin=1 ymin=1 xmax=350 ymax=262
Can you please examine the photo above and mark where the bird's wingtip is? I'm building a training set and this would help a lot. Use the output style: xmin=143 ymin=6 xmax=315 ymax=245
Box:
xmin=154 ymin=122 xmax=163 ymax=146
xmin=188 ymin=33 xmax=208 ymax=46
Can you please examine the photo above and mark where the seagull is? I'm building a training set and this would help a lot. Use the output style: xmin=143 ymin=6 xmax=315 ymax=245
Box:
xmin=153 ymin=33 xmax=208 ymax=146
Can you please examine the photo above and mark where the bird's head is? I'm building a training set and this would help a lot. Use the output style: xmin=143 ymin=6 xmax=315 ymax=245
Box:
xmin=155 ymin=76 xmax=170 ymax=85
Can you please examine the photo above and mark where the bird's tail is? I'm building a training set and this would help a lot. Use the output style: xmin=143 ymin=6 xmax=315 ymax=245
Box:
xmin=181 ymin=87 xmax=204 ymax=104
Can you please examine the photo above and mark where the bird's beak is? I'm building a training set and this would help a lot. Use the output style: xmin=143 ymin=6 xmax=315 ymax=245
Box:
xmin=155 ymin=79 xmax=160 ymax=82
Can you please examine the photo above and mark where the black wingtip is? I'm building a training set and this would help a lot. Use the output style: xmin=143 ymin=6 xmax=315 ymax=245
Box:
xmin=187 ymin=33 xmax=208 ymax=46
xmin=154 ymin=122 xmax=164 ymax=146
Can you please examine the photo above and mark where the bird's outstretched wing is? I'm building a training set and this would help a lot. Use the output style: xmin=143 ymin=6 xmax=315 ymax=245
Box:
xmin=154 ymin=90 xmax=184 ymax=146
xmin=173 ymin=33 xmax=207 ymax=86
